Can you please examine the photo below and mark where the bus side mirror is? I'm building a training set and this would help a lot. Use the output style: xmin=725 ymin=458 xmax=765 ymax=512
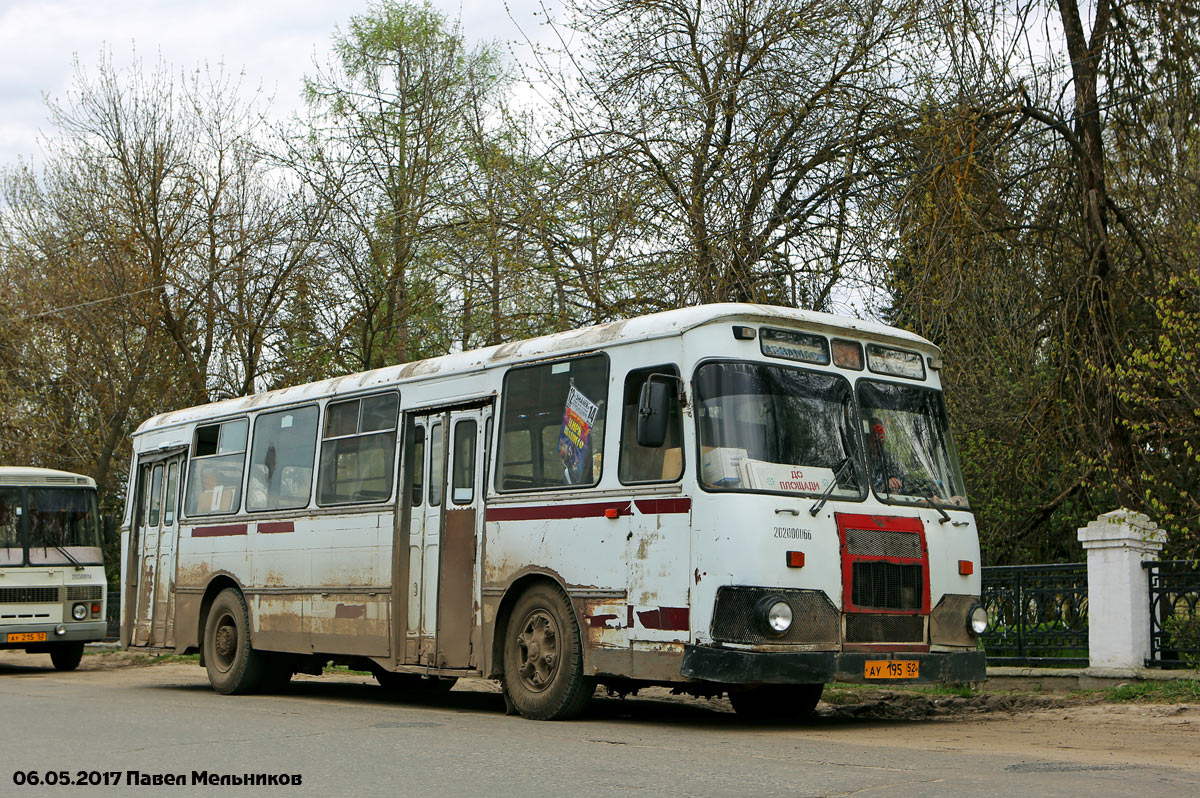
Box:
xmin=637 ymin=380 xmax=671 ymax=448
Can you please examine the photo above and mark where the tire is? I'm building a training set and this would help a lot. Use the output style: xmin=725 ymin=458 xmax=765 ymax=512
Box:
xmin=202 ymin=588 xmax=265 ymax=694
xmin=502 ymin=583 xmax=593 ymax=720
xmin=49 ymin=642 xmax=84 ymax=671
xmin=729 ymin=683 xmax=824 ymax=721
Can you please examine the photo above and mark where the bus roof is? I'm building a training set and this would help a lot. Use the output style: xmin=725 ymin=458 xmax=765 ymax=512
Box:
xmin=133 ymin=303 xmax=936 ymax=438
xmin=0 ymin=466 xmax=96 ymax=488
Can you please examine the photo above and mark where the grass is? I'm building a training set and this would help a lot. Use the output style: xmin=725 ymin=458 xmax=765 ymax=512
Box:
xmin=1105 ymin=679 xmax=1200 ymax=703
xmin=148 ymin=652 xmax=200 ymax=665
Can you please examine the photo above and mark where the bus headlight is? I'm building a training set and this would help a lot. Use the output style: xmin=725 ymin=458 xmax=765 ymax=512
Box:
xmin=755 ymin=595 xmax=793 ymax=636
xmin=967 ymin=604 xmax=988 ymax=636
xmin=71 ymin=603 xmax=88 ymax=621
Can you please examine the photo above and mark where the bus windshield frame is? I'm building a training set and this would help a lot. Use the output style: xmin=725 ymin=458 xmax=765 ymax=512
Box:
xmin=0 ymin=486 xmax=103 ymax=567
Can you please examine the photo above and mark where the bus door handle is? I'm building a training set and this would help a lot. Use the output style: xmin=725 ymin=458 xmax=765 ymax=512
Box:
xmin=774 ymin=508 xmax=799 ymax=516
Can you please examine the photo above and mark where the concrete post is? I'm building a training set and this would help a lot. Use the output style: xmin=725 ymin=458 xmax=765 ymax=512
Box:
xmin=1077 ymin=509 xmax=1166 ymax=675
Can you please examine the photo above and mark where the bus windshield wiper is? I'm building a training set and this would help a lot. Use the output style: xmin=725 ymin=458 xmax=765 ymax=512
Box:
xmin=46 ymin=542 xmax=84 ymax=570
xmin=914 ymin=494 xmax=969 ymax=527
xmin=808 ymin=457 xmax=852 ymax=517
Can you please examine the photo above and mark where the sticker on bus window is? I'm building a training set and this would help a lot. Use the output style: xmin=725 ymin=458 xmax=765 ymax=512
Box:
xmin=559 ymin=385 xmax=599 ymax=482
xmin=760 ymin=328 xmax=831 ymax=365
xmin=741 ymin=461 xmax=836 ymax=494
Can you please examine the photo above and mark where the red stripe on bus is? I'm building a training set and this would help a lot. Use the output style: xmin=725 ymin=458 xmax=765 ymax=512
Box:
xmin=257 ymin=521 xmax=295 ymax=534
xmin=486 ymin=501 xmax=631 ymax=522
xmin=637 ymin=607 xmax=690 ymax=631
xmin=486 ymin=498 xmax=693 ymax=522
xmin=191 ymin=524 xmax=248 ymax=537
xmin=633 ymin=498 xmax=692 ymax=515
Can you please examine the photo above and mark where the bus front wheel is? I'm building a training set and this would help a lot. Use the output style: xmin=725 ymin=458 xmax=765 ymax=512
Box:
xmin=203 ymin=588 xmax=265 ymax=694
xmin=502 ymin=584 xmax=593 ymax=720
xmin=729 ymin=683 xmax=824 ymax=721
xmin=49 ymin=642 xmax=84 ymax=671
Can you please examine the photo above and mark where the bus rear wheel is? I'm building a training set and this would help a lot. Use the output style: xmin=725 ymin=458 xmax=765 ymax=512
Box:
xmin=203 ymin=588 xmax=265 ymax=694
xmin=49 ymin=642 xmax=84 ymax=671
xmin=502 ymin=584 xmax=593 ymax=720
xmin=729 ymin=683 xmax=824 ymax=721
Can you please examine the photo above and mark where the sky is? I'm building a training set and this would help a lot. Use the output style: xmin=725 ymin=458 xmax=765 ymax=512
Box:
xmin=0 ymin=0 xmax=563 ymax=168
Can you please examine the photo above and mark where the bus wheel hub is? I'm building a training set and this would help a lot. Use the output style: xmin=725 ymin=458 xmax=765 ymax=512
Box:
xmin=516 ymin=611 xmax=559 ymax=691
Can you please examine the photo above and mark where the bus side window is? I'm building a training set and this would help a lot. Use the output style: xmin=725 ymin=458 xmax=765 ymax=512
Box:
xmin=164 ymin=462 xmax=179 ymax=525
xmin=247 ymin=405 xmax=318 ymax=512
xmin=184 ymin=418 xmax=249 ymax=517
xmin=452 ymin=419 xmax=477 ymax=504
xmin=428 ymin=422 xmax=443 ymax=507
xmin=496 ymin=354 xmax=609 ymax=491
xmin=619 ymin=366 xmax=684 ymax=484
xmin=409 ymin=425 xmax=425 ymax=507
xmin=317 ymin=392 xmax=399 ymax=506
xmin=148 ymin=464 xmax=163 ymax=527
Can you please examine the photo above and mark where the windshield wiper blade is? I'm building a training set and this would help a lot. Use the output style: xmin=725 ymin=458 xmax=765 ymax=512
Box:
xmin=916 ymin=494 xmax=969 ymax=526
xmin=48 ymin=543 xmax=84 ymax=570
xmin=809 ymin=457 xmax=853 ymax=517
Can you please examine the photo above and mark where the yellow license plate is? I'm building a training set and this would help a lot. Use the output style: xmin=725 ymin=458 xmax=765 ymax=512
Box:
xmin=6 ymin=632 xmax=47 ymax=643
xmin=865 ymin=659 xmax=919 ymax=679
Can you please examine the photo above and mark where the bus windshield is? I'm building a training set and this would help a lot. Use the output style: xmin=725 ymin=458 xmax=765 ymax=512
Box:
xmin=695 ymin=362 xmax=864 ymax=498
xmin=0 ymin=487 xmax=102 ymax=565
xmin=858 ymin=380 xmax=968 ymax=507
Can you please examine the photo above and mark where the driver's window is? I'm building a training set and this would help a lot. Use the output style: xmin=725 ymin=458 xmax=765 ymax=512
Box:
xmin=619 ymin=366 xmax=683 ymax=484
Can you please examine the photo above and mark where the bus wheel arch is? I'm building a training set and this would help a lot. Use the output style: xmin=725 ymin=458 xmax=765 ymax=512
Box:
xmin=200 ymin=581 xmax=265 ymax=694
xmin=495 ymin=575 xmax=594 ymax=720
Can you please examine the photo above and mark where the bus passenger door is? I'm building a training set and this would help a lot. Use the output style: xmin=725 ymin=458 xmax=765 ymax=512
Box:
xmin=150 ymin=457 xmax=182 ymax=648
xmin=130 ymin=462 xmax=160 ymax=647
xmin=437 ymin=408 xmax=486 ymax=669
xmin=406 ymin=415 xmax=444 ymax=663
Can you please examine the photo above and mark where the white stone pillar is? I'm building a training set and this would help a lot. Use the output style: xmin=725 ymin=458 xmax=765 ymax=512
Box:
xmin=1077 ymin=509 xmax=1166 ymax=675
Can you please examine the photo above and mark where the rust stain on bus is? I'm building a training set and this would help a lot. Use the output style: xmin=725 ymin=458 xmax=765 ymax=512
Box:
xmin=335 ymin=603 xmax=367 ymax=619
xmin=175 ymin=563 xmax=211 ymax=588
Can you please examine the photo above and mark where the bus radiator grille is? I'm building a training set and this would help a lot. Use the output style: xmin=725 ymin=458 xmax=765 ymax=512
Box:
xmin=710 ymin=586 xmax=840 ymax=645
xmin=843 ymin=528 xmax=923 ymax=559
xmin=845 ymin=614 xmax=925 ymax=643
xmin=0 ymin=587 xmax=61 ymax=604
xmin=850 ymin=561 xmax=924 ymax=611
xmin=65 ymin=585 xmax=104 ymax=601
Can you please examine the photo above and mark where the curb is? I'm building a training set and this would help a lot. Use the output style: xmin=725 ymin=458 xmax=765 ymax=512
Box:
xmin=986 ymin=665 xmax=1200 ymax=691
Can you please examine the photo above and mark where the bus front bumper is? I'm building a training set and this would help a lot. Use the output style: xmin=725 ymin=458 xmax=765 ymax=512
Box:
xmin=681 ymin=645 xmax=987 ymax=685
xmin=1 ymin=620 xmax=108 ymax=650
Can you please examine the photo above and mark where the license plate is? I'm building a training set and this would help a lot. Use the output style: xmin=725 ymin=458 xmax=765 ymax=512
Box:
xmin=5 ymin=632 xmax=47 ymax=643
xmin=865 ymin=659 xmax=919 ymax=679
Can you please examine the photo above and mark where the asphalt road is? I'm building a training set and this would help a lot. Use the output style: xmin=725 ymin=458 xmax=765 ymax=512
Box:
xmin=1 ymin=655 xmax=1197 ymax=798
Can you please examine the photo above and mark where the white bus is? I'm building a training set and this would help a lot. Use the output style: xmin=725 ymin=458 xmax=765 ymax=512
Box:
xmin=120 ymin=304 xmax=986 ymax=719
xmin=1 ymin=467 xmax=109 ymax=670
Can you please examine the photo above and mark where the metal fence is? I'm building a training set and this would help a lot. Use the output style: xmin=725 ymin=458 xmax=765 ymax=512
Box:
xmin=1145 ymin=560 xmax=1200 ymax=669
xmin=979 ymin=563 xmax=1089 ymax=666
